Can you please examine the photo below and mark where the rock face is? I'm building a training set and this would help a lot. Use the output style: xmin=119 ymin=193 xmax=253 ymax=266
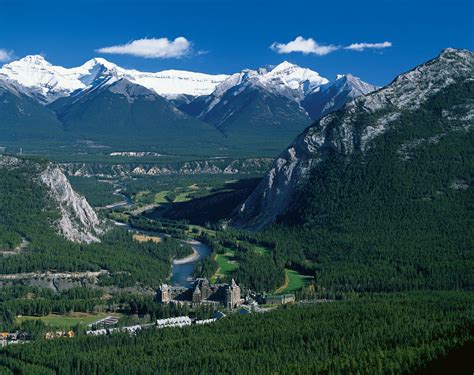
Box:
xmin=60 ymin=158 xmax=273 ymax=178
xmin=302 ymin=74 xmax=378 ymax=120
xmin=39 ymin=165 xmax=104 ymax=243
xmin=234 ymin=48 xmax=474 ymax=230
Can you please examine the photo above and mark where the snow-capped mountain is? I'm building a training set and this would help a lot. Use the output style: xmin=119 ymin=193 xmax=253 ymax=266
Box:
xmin=0 ymin=55 xmax=229 ymax=103
xmin=302 ymin=73 xmax=378 ymax=120
xmin=0 ymin=55 xmax=377 ymax=155
xmin=0 ymin=55 xmax=101 ymax=103
xmin=0 ymin=77 xmax=65 ymax=142
xmin=257 ymin=61 xmax=329 ymax=101
xmin=234 ymin=48 xmax=473 ymax=229
xmin=189 ymin=61 xmax=328 ymax=119
xmin=49 ymin=76 xmax=220 ymax=141
xmin=176 ymin=61 xmax=333 ymax=144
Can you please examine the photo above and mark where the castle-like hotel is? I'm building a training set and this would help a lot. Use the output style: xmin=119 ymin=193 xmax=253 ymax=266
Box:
xmin=158 ymin=278 xmax=241 ymax=309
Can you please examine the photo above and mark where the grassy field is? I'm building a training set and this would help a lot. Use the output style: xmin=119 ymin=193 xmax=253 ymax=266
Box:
xmin=16 ymin=312 xmax=121 ymax=329
xmin=252 ymin=244 xmax=271 ymax=255
xmin=153 ymin=191 xmax=170 ymax=204
xmin=132 ymin=233 xmax=162 ymax=244
xmin=211 ymin=249 xmax=239 ymax=282
xmin=174 ymin=191 xmax=192 ymax=202
xmin=276 ymin=269 xmax=314 ymax=294
xmin=187 ymin=225 xmax=216 ymax=237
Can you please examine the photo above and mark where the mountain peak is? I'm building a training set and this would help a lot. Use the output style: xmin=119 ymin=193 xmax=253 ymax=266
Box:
xmin=6 ymin=55 xmax=51 ymax=68
xmin=234 ymin=49 xmax=474 ymax=230
xmin=440 ymin=47 xmax=469 ymax=56
xmin=18 ymin=54 xmax=49 ymax=64
xmin=81 ymin=57 xmax=118 ymax=71
xmin=271 ymin=61 xmax=298 ymax=72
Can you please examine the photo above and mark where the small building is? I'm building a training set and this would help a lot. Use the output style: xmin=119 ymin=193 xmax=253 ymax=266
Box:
xmin=192 ymin=286 xmax=202 ymax=303
xmin=195 ymin=318 xmax=216 ymax=325
xmin=86 ymin=329 xmax=108 ymax=336
xmin=212 ymin=311 xmax=226 ymax=320
xmin=156 ymin=316 xmax=192 ymax=329
xmin=264 ymin=294 xmax=295 ymax=305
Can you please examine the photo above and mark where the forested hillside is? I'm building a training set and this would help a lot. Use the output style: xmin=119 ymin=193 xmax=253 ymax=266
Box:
xmin=231 ymin=48 xmax=474 ymax=294
xmin=271 ymin=80 xmax=474 ymax=293
xmin=0 ymin=292 xmax=472 ymax=374
xmin=0 ymin=156 xmax=192 ymax=287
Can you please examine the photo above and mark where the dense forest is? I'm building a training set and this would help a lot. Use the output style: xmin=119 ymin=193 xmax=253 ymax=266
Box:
xmin=0 ymin=292 xmax=472 ymax=374
xmin=232 ymin=80 xmax=474 ymax=294
xmin=0 ymin=157 xmax=196 ymax=287
xmin=0 ymin=72 xmax=472 ymax=373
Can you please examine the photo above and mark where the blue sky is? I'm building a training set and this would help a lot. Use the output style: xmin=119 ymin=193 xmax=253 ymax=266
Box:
xmin=0 ymin=0 xmax=472 ymax=86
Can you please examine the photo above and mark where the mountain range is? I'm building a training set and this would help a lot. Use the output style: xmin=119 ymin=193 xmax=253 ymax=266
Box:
xmin=0 ymin=56 xmax=376 ymax=155
xmin=234 ymin=48 xmax=473 ymax=229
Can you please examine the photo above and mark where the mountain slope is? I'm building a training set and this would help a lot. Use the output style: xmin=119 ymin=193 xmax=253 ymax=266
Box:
xmin=0 ymin=156 xmax=104 ymax=246
xmin=179 ymin=62 xmax=329 ymax=150
xmin=0 ymin=55 xmax=228 ymax=103
xmin=0 ymin=80 xmax=66 ymax=145
xmin=50 ymin=77 xmax=226 ymax=152
xmin=302 ymin=74 xmax=377 ymax=120
xmin=180 ymin=62 xmax=377 ymax=152
xmin=234 ymin=48 xmax=474 ymax=229
xmin=0 ymin=56 xmax=377 ymax=155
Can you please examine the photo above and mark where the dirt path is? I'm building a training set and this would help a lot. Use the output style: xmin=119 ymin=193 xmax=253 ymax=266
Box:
xmin=0 ymin=237 xmax=29 ymax=256
xmin=274 ymin=270 xmax=289 ymax=294
xmin=0 ymin=270 xmax=108 ymax=280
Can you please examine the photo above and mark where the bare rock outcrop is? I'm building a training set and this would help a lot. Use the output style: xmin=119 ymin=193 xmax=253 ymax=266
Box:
xmin=39 ymin=165 xmax=105 ymax=243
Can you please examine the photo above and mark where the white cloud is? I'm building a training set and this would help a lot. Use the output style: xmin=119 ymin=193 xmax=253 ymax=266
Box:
xmin=270 ymin=36 xmax=339 ymax=56
xmin=345 ymin=41 xmax=392 ymax=51
xmin=96 ymin=37 xmax=192 ymax=59
xmin=270 ymin=37 xmax=393 ymax=56
xmin=0 ymin=49 xmax=14 ymax=62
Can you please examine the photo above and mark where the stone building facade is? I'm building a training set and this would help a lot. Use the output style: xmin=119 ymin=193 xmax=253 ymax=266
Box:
xmin=158 ymin=278 xmax=241 ymax=309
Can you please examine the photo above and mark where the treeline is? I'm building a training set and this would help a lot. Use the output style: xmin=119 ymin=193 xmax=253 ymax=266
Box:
xmin=0 ymin=159 xmax=196 ymax=287
xmin=67 ymin=176 xmax=122 ymax=207
xmin=193 ymin=257 xmax=218 ymax=280
xmin=0 ymin=228 xmax=189 ymax=287
xmin=0 ymin=292 xmax=472 ymax=374
xmin=0 ymin=285 xmax=217 ymax=333
xmin=0 ymin=286 xmax=105 ymax=330
xmin=197 ymin=232 xmax=284 ymax=291
xmin=252 ymin=83 xmax=474 ymax=295
xmin=128 ymin=216 xmax=188 ymax=239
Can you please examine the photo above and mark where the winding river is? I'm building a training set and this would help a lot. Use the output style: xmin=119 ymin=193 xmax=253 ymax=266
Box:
xmin=112 ymin=220 xmax=211 ymax=287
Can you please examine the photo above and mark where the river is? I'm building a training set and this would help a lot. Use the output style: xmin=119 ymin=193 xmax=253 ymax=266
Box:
xmin=112 ymin=221 xmax=211 ymax=287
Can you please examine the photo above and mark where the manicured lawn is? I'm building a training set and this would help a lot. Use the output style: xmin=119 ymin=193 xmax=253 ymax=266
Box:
xmin=135 ymin=190 xmax=151 ymax=203
xmin=16 ymin=312 xmax=121 ymax=329
xmin=174 ymin=192 xmax=192 ymax=202
xmin=154 ymin=191 xmax=170 ymax=204
xmin=211 ymin=249 xmax=238 ymax=282
xmin=252 ymin=244 xmax=271 ymax=255
xmin=276 ymin=269 xmax=314 ymax=294
xmin=187 ymin=225 xmax=216 ymax=237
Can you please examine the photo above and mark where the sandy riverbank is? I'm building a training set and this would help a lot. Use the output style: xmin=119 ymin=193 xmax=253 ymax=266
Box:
xmin=173 ymin=247 xmax=200 ymax=265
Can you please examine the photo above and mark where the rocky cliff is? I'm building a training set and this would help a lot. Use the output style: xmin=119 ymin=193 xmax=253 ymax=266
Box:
xmin=39 ymin=165 xmax=105 ymax=243
xmin=0 ymin=155 xmax=104 ymax=243
xmin=60 ymin=158 xmax=273 ymax=178
xmin=234 ymin=48 xmax=474 ymax=229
